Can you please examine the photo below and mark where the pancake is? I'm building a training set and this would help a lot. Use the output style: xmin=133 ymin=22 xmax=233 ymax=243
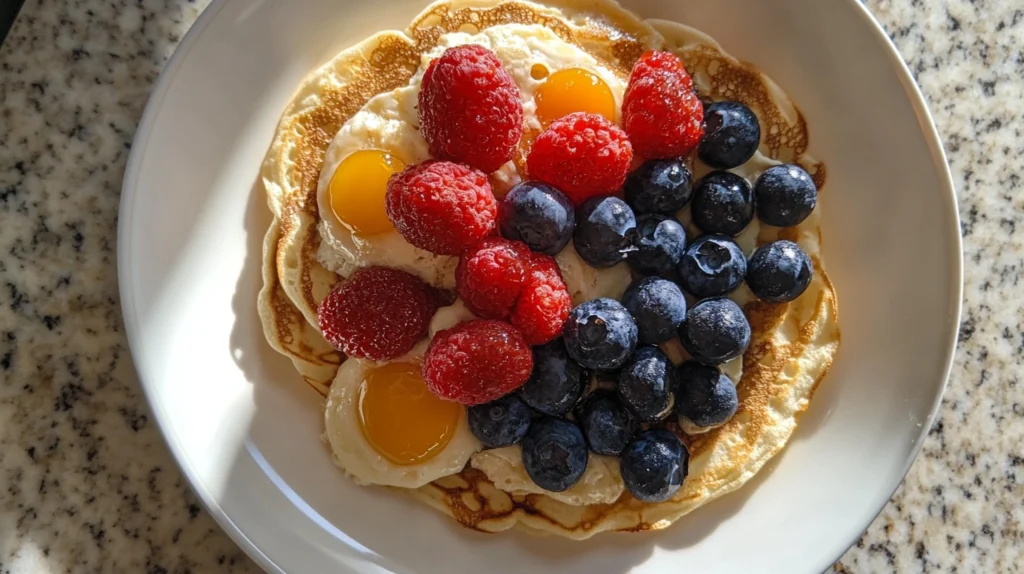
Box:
xmin=257 ymin=0 xmax=840 ymax=539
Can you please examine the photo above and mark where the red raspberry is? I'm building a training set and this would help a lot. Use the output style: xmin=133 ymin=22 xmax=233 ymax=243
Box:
xmin=623 ymin=51 xmax=704 ymax=160
xmin=386 ymin=160 xmax=497 ymax=255
xmin=419 ymin=45 xmax=524 ymax=173
xmin=318 ymin=266 xmax=440 ymax=361
xmin=456 ymin=237 xmax=532 ymax=319
xmin=526 ymin=112 xmax=633 ymax=206
xmin=511 ymin=254 xmax=571 ymax=345
xmin=423 ymin=320 xmax=533 ymax=405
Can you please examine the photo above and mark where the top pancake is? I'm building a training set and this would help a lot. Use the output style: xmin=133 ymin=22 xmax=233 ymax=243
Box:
xmin=257 ymin=0 xmax=840 ymax=538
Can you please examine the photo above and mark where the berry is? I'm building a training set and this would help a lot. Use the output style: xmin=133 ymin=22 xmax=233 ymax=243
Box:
xmin=691 ymin=171 xmax=755 ymax=236
xmin=620 ymin=428 xmax=689 ymax=503
xmin=677 ymin=235 xmax=747 ymax=298
xmin=456 ymin=237 xmax=531 ymax=319
xmin=618 ymin=346 xmax=677 ymax=423
xmin=578 ymin=390 xmax=635 ymax=456
xmin=499 ymin=181 xmax=575 ymax=255
xmin=467 ymin=394 xmax=533 ymax=448
xmin=511 ymin=254 xmax=572 ymax=345
xmin=698 ymin=101 xmax=761 ymax=169
xmin=627 ymin=214 xmax=688 ymax=276
xmin=419 ymin=45 xmax=523 ymax=172
xmin=526 ymin=112 xmax=633 ymax=206
xmin=621 ymin=277 xmax=687 ymax=345
xmin=678 ymin=298 xmax=751 ymax=365
xmin=386 ymin=161 xmax=497 ymax=255
xmin=574 ymin=196 xmax=637 ymax=268
xmin=675 ymin=361 xmax=739 ymax=428
xmin=623 ymin=159 xmax=693 ymax=215
xmin=520 ymin=339 xmax=586 ymax=416
xmin=318 ymin=266 xmax=439 ymax=361
xmin=563 ymin=298 xmax=638 ymax=371
xmin=622 ymin=51 xmax=704 ymax=159
xmin=754 ymin=164 xmax=818 ymax=227
xmin=423 ymin=320 xmax=533 ymax=405
xmin=746 ymin=240 xmax=813 ymax=303
xmin=521 ymin=417 xmax=589 ymax=492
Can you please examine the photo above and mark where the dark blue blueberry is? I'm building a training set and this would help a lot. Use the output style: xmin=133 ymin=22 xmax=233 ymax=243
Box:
xmin=499 ymin=181 xmax=575 ymax=255
xmin=618 ymin=346 xmax=677 ymax=423
xmin=675 ymin=361 xmax=739 ymax=428
xmin=467 ymin=394 xmax=533 ymax=448
xmin=677 ymin=235 xmax=747 ymax=298
xmin=754 ymin=164 xmax=817 ymax=227
xmin=746 ymin=240 xmax=813 ymax=303
xmin=520 ymin=339 xmax=586 ymax=416
xmin=621 ymin=277 xmax=687 ymax=345
xmin=627 ymin=214 xmax=688 ymax=275
xmin=623 ymin=159 xmax=693 ymax=215
xmin=578 ymin=390 xmax=635 ymax=456
xmin=691 ymin=171 xmax=755 ymax=236
xmin=521 ymin=417 xmax=588 ymax=492
xmin=698 ymin=101 xmax=762 ymax=169
xmin=563 ymin=298 xmax=638 ymax=371
xmin=620 ymin=428 xmax=689 ymax=503
xmin=678 ymin=298 xmax=751 ymax=365
xmin=573 ymin=196 xmax=637 ymax=268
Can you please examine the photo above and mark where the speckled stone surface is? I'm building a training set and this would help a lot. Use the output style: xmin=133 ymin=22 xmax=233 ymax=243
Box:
xmin=0 ymin=0 xmax=1020 ymax=572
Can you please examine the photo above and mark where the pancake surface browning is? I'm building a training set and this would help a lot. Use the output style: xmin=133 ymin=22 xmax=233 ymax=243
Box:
xmin=258 ymin=0 xmax=839 ymax=538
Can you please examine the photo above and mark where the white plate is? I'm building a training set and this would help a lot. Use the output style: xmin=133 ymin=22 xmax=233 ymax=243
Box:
xmin=118 ymin=0 xmax=961 ymax=572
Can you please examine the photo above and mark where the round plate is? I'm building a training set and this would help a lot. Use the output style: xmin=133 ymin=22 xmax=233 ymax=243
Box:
xmin=118 ymin=0 xmax=961 ymax=572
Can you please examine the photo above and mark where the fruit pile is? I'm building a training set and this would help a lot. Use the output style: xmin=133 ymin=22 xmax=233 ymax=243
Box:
xmin=317 ymin=45 xmax=819 ymax=503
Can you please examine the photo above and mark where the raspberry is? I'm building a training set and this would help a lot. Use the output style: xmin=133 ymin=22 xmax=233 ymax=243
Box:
xmin=511 ymin=254 xmax=571 ymax=345
xmin=622 ymin=50 xmax=704 ymax=160
xmin=318 ymin=266 xmax=440 ymax=361
xmin=456 ymin=237 xmax=532 ymax=319
xmin=386 ymin=160 xmax=497 ymax=255
xmin=526 ymin=112 xmax=633 ymax=206
xmin=419 ymin=45 xmax=524 ymax=173
xmin=423 ymin=320 xmax=533 ymax=405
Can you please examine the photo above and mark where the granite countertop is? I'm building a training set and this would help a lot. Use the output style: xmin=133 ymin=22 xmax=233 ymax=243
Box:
xmin=0 ymin=0 xmax=1020 ymax=572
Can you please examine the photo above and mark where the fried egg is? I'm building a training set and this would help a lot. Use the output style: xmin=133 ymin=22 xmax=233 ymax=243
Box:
xmin=323 ymin=302 xmax=482 ymax=488
xmin=315 ymin=24 xmax=630 ymax=293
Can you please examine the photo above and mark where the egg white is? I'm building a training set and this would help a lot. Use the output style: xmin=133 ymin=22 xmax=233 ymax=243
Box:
xmin=316 ymin=24 xmax=629 ymax=293
xmin=323 ymin=302 xmax=481 ymax=488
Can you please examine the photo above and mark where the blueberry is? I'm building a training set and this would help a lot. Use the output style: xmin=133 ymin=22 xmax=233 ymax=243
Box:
xmin=578 ymin=390 xmax=635 ymax=456
xmin=746 ymin=240 xmax=813 ymax=303
xmin=620 ymin=428 xmax=689 ymax=503
xmin=678 ymin=298 xmax=751 ymax=365
xmin=621 ymin=277 xmax=687 ymax=345
xmin=618 ymin=346 xmax=677 ymax=423
xmin=623 ymin=159 xmax=694 ymax=215
xmin=499 ymin=181 xmax=575 ymax=255
xmin=677 ymin=235 xmax=747 ymax=298
xmin=520 ymin=339 xmax=586 ymax=416
xmin=627 ymin=214 xmax=688 ymax=275
xmin=675 ymin=361 xmax=739 ymax=428
xmin=467 ymin=394 xmax=533 ymax=448
xmin=574 ymin=196 xmax=637 ymax=268
xmin=698 ymin=101 xmax=762 ymax=169
xmin=691 ymin=171 xmax=755 ymax=236
xmin=521 ymin=417 xmax=589 ymax=492
xmin=563 ymin=298 xmax=638 ymax=371
xmin=754 ymin=164 xmax=817 ymax=227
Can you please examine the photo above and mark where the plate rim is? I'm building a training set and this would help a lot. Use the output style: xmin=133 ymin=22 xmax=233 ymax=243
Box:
xmin=116 ymin=1 xmax=963 ymax=572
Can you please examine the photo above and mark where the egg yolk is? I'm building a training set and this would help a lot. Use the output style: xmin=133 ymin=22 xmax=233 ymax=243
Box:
xmin=358 ymin=362 xmax=460 ymax=466
xmin=329 ymin=149 xmax=405 ymax=236
xmin=534 ymin=67 xmax=616 ymax=126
